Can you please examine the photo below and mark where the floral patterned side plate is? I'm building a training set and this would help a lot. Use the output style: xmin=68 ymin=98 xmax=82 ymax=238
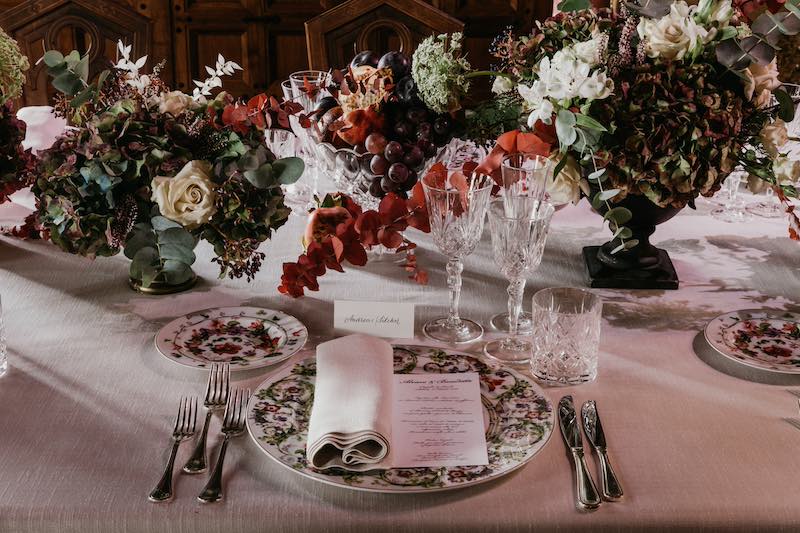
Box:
xmin=246 ymin=345 xmax=554 ymax=493
xmin=704 ymin=310 xmax=800 ymax=374
xmin=155 ymin=307 xmax=307 ymax=370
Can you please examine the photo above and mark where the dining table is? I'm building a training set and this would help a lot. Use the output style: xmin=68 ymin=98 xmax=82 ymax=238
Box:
xmin=1 ymin=181 xmax=800 ymax=533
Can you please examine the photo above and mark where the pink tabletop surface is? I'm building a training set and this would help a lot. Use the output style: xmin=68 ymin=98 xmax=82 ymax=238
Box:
xmin=0 ymin=185 xmax=799 ymax=532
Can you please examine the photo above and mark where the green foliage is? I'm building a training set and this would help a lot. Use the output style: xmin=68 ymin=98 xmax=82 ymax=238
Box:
xmin=126 ymin=215 xmax=197 ymax=288
xmin=557 ymin=0 xmax=591 ymax=13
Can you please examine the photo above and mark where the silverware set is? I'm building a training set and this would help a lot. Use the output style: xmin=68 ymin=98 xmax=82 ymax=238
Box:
xmin=148 ymin=363 xmax=250 ymax=503
xmin=558 ymin=395 xmax=623 ymax=510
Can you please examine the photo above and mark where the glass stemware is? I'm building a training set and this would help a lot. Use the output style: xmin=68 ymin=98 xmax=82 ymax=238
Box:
xmin=288 ymin=70 xmax=331 ymax=204
xmin=490 ymin=153 xmax=553 ymax=334
xmin=746 ymin=185 xmax=784 ymax=218
xmin=484 ymin=200 xmax=555 ymax=364
xmin=422 ymin=170 xmax=494 ymax=344
xmin=265 ymin=129 xmax=311 ymax=210
xmin=711 ymin=169 xmax=751 ymax=222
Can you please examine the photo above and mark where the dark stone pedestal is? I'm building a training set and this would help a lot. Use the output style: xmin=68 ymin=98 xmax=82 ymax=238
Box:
xmin=583 ymin=246 xmax=679 ymax=290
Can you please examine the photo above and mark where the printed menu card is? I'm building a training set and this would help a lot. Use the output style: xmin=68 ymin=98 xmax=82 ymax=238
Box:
xmin=391 ymin=372 xmax=488 ymax=467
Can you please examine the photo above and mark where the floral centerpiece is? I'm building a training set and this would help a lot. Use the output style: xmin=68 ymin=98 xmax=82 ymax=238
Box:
xmin=434 ymin=0 xmax=800 ymax=288
xmin=0 ymin=27 xmax=32 ymax=205
xmin=31 ymin=42 xmax=304 ymax=291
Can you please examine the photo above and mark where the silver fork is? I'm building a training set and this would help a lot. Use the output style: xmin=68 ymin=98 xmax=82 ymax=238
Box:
xmin=149 ymin=396 xmax=198 ymax=502
xmin=198 ymin=388 xmax=250 ymax=503
xmin=184 ymin=363 xmax=230 ymax=474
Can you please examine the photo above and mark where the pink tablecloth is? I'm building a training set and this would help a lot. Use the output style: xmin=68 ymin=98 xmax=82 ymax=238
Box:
xmin=1 ymin=190 xmax=799 ymax=532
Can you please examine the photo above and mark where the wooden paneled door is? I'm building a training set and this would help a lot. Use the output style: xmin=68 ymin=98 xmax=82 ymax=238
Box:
xmin=0 ymin=0 xmax=558 ymax=105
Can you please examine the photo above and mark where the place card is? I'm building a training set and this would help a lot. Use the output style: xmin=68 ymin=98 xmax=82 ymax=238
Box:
xmin=333 ymin=300 xmax=414 ymax=339
xmin=391 ymin=372 xmax=488 ymax=468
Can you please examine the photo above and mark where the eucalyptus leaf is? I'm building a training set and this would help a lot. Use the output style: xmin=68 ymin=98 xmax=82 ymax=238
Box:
xmin=158 ymin=227 xmax=196 ymax=249
xmin=575 ymin=114 xmax=607 ymax=132
xmin=244 ymin=163 xmax=275 ymax=189
xmin=273 ymin=157 xmax=305 ymax=185
xmin=556 ymin=0 xmax=590 ymax=12
xmin=596 ymin=188 xmax=621 ymax=202
xmin=42 ymin=50 xmax=64 ymax=67
xmin=603 ymin=206 xmax=633 ymax=226
xmin=588 ymin=168 xmax=607 ymax=183
xmin=75 ymin=55 xmax=90 ymax=83
xmin=738 ymin=35 xmax=776 ymax=65
xmin=130 ymin=246 xmax=159 ymax=285
xmin=151 ymin=215 xmax=182 ymax=232
xmin=161 ymin=260 xmax=194 ymax=285
xmin=556 ymin=110 xmax=578 ymax=147
xmin=52 ymin=72 xmax=84 ymax=96
xmin=625 ymin=0 xmax=671 ymax=18
xmin=715 ymin=39 xmax=752 ymax=70
xmin=123 ymin=228 xmax=157 ymax=260
xmin=613 ymin=226 xmax=633 ymax=240
xmin=158 ymin=243 xmax=196 ymax=265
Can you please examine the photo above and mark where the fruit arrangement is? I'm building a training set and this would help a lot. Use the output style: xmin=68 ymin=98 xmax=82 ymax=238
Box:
xmin=307 ymin=50 xmax=459 ymax=201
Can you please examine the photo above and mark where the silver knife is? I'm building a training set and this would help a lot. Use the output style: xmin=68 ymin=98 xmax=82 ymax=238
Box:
xmin=581 ymin=400 xmax=624 ymax=501
xmin=558 ymin=395 xmax=601 ymax=510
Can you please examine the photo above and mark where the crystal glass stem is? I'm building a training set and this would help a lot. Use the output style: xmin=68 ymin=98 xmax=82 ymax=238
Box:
xmin=445 ymin=258 xmax=463 ymax=328
xmin=505 ymin=277 xmax=526 ymax=345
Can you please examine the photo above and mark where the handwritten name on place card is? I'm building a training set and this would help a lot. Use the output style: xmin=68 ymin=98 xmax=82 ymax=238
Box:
xmin=333 ymin=300 xmax=415 ymax=339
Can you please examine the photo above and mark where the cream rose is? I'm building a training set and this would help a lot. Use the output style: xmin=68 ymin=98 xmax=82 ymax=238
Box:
xmin=546 ymin=152 xmax=582 ymax=205
xmin=759 ymin=119 xmax=788 ymax=158
xmin=158 ymin=90 xmax=195 ymax=116
xmin=637 ymin=1 xmax=708 ymax=61
xmin=151 ymin=160 xmax=217 ymax=229
xmin=744 ymin=59 xmax=781 ymax=108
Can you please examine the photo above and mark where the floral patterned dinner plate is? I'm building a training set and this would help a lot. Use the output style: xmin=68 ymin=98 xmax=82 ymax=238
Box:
xmin=704 ymin=310 xmax=800 ymax=374
xmin=154 ymin=307 xmax=307 ymax=370
xmin=246 ymin=345 xmax=554 ymax=493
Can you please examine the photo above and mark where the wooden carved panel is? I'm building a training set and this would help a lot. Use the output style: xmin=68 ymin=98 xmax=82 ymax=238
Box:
xmin=305 ymin=0 xmax=464 ymax=72
xmin=172 ymin=0 xmax=268 ymax=97
xmin=0 ymin=0 xmax=154 ymax=106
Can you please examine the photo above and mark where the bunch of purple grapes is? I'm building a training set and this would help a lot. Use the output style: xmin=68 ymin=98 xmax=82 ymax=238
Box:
xmin=366 ymin=106 xmax=454 ymax=199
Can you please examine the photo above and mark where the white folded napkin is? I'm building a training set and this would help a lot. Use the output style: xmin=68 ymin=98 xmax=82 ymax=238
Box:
xmin=306 ymin=334 xmax=393 ymax=471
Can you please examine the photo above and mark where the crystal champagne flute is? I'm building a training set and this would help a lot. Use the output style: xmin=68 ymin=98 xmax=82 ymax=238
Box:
xmin=422 ymin=169 xmax=493 ymax=343
xmin=490 ymin=153 xmax=552 ymax=334
xmin=484 ymin=199 xmax=555 ymax=364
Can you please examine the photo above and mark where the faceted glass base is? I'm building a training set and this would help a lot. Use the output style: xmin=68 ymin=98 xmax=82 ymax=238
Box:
xmin=711 ymin=205 xmax=751 ymax=223
xmin=423 ymin=317 xmax=483 ymax=344
xmin=489 ymin=312 xmax=533 ymax=334
xmin=0 ymin=358 xmax=7 ymax=378
xmin=746 ymin=201 xmax=783 ymax=219
xmin=484 ymin=339 xmax=532 ymax=365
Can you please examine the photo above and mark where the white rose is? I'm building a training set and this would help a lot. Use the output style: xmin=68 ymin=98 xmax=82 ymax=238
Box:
xmin=637 ymin=1 xmax=708 ymax=61
xmin=491 ymin=76 xmax=514 ymax=95
xmin=158 ymin=90 xmax=196 ymax=116
xmin=151 ymin=160 xmax=218 ymax=229
xmin=579 ymin=70 xmax=614 ymax=100
xmin=744 ymin=59 xmax=781 ymax=108
xmin=546 ymin=152 xmax=582 ymax=205
xmin=759 ymin=119 xmax=788 ymax=158
xmin=773 ymin=156 xmax=800 ymax=184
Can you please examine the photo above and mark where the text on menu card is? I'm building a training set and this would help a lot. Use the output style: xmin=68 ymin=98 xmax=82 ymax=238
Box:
xmin=391 ymin=372 xmax=488 ymax=467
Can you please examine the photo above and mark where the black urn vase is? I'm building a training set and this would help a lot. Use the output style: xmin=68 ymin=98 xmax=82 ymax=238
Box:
xmin=583 ymin=193 xmax=682 ymax=290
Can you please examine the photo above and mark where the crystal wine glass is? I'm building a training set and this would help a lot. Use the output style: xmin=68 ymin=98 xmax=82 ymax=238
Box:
xmin=422 ymin=170 xmax=494 ymax=344
xmin=484 ymin=199 xmax=555 ymax=364
xmin=711 ymin=169 xmax=751 ymax=222
xmin=265 ymin=129 xmax=311 ymax=210
xmin=490 ymin=153 xmax=552 ymax=334
xmin=289 ymin=70 xmax=330 ymax=203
